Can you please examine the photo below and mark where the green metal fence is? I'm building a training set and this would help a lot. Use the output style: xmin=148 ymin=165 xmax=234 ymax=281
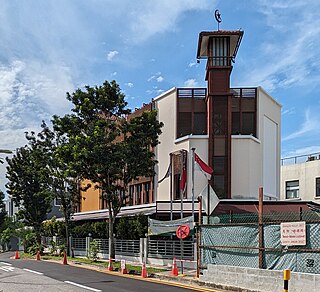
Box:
xmin=199 ymin=211 xmax=320 ymax=274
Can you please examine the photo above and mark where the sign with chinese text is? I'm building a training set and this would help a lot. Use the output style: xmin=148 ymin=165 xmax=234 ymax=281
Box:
xmin=280 ymin=221 xmax=306 ymax=246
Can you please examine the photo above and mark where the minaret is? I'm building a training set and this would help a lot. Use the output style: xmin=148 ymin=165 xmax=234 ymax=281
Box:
xmin=197 ymin=11 xmax=243 ymax=199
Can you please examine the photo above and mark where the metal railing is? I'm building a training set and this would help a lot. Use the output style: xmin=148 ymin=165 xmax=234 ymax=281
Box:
xmin=148 ymin=239 xmax=194 ymax=260
xmin=281 ymin=152 xmax=320 ymax=166
xmin=72 ymin=238 xmax=86 ymax=250
xmin=115 ymin=239 xmax=140 ymax=256
xmin=42 ymin=236 xmax=194 ymax=260
xmin=94 ymin=239 xmax=108 ymax=252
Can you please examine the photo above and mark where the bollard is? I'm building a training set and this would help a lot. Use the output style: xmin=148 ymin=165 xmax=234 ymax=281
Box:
xmin=283 ymin=269 xmax=291 ymax=292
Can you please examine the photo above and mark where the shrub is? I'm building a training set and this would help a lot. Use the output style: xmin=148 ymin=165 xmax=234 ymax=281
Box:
xmin=88 ymin=239 xmax=99 ymax=261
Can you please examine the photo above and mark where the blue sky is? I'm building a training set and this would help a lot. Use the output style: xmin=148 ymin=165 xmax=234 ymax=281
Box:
xmin=1 ymin=0 xmax=320 ymax=191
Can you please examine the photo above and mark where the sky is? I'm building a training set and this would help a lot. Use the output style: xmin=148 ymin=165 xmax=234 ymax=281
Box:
xmin=1 ymin=0 xmax=320 ymax=192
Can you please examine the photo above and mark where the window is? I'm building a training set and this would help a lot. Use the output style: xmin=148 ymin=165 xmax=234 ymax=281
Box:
xmin=316 ymin=178 xmax=320 ymax=197
xmin=176 ymin=88 xmax=207 ymax=138
xmin=286 ymin=180 xmax=299 ymax=199
xmin=231 ymin=88 xmax=257 ymax=137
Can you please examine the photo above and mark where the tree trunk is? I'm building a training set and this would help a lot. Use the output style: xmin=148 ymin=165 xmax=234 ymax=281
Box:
xmin=108 ymin=208 xmax=115 ymax=259
xmin=65 ymin=216 xmax=69 ymax=256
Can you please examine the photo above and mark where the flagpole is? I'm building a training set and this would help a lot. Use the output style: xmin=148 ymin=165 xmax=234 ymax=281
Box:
xmin=180 ymin=150 xmax=184 ymax=219
xmin=191 ymin=148 xmax=195 ymax=220
xmin=170 ymin=153 xmax=173 ymax=221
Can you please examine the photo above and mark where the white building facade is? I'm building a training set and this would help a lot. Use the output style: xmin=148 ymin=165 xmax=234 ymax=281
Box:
xmin=281 ymin=155 xmax=320 ymax=203
xmin=154 ymin=86 xmax=281 ymax=206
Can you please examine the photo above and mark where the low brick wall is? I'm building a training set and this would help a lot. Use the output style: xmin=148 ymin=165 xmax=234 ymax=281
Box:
xmin=200 ymin=264 xmax=320 ymax=292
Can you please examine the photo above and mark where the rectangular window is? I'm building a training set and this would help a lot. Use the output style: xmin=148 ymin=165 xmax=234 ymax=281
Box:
xmin=242 ymin=112 xmax=255 ymax=135
xmin=176 ymin=88 xmax=207 ymax=138
xmin=316 ymin=178 xmax=320 ymax=197
xmin=286 ymin=180 xmax=299 ymax=199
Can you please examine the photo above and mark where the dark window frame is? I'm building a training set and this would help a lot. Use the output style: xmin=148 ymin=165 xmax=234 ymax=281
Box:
xmin=285 ymin=180 xmax=299 ymax=199
xmin=176 ymin=88 xmax=207 ymax=139
xmin=316 ymin=178 xmax=320 ymax=197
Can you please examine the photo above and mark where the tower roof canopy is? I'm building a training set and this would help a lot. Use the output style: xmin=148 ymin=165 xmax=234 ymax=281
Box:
xmin=197 ymin=30 xmax=244 ymax=60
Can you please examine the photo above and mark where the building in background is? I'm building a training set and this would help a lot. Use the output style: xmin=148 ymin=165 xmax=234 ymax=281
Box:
xmin=281 ymin=153 xmax=320 ymax=203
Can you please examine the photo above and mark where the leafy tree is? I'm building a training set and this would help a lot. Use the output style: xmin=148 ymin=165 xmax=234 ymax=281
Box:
xmin=6 ymin=128 xmax=54 ymax=243
xmin=53 ymin=80 xmax=163 ymax=258
xmin=0 ymin=190 xmax=7 ymax=229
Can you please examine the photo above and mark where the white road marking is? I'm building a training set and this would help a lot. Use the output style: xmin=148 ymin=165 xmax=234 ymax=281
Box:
xmin=0 ymin=262 xmax=12 ymax=265
xmin=0 ymin=266 xmax=15 ymax=272
xmin=23 ymin=268 xmax=43 ymax=275
xmin=64 ymin=280 xmax=102 ymax=292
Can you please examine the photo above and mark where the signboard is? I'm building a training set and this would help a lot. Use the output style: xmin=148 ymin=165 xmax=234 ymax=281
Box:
xmin=176 ymin=225 xmax=190 ymax=239
xmin=148 ymin=216 xmax=193 ymax=236
xmin=280 ymin=221 xmax=306 ymax=246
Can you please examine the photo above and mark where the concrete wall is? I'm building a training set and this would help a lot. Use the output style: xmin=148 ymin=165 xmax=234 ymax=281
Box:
xmin=231 ymin=87 xmax=281 ymax=200
xmin=258 ymin=87 xmax=281 ymax=199
xmin=231 ymin=135 xmax=262 ymax=199
xmin=281 ymin=159 xmax=320 ymax=202
xmin=201 ymin=264 xmax=319 ymax=292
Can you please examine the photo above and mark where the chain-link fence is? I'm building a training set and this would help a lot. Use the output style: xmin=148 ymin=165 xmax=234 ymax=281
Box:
xmin=200 ymin=211 xmax=320 ymax=274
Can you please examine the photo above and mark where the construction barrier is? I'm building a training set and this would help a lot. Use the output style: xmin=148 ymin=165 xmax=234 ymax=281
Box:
xmin=171 ymin=257 xmax=178 ymax=276
xmin=141 ymin=262 xmax=148 ymax=278
xmin=121 ymin=260 xmax=127 ymax=274
xmin=36 ymin=250 xmax=41 ymax=261
xmin=107 ymin=257 xmax=113 ymax=271
xmin=63 ymin=251 xmax=68 ymax=265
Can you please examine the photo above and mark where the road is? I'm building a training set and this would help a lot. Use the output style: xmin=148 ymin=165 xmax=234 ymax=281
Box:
xmin=0 ymin=252 xmax=208 ymax=292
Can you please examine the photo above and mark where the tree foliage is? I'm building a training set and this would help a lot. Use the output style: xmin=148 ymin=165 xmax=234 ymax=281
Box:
xmin=6 ymin=125 xmax=55 ymax=239
xmin=53 ymin=80 xmax=163 ymax=257
xmin=0 ymin=190 xmax=7 ymax=229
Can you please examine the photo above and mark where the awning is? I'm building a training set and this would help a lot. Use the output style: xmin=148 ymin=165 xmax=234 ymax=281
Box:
xmin=71 ymin=203 xmax=156 ymax=221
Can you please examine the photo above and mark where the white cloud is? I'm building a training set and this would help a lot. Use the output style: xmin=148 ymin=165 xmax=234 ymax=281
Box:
xmin=188 ymin=61 xmax=196 ymax=68
xmin=107 ymin=50 xmax=119 ymax=61
xmin=148 ymin=72 xmax=163 ymax=82
xmin=237 ymin=1 xmax=320 ymax=91
xmin=156 ymin=76 xmax=164 ymax=83
xmin=282 ymin=109 xmax=320 ymax=142
xmin=184 ymin=79 xmax=198 ymax=87
xmin=282 ymin=107 xmax=295 ymax=116
xmin=129 ymin=0 xmax=211 ymax=42
xmin=125 ymin=82 xmax=134 ymax=88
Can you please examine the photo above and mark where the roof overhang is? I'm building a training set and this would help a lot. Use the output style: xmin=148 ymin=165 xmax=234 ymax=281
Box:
xmin=71 ymin=203 xmax=156 ymax=221
xmin=197 ymin=30 xmax=244 ymax=60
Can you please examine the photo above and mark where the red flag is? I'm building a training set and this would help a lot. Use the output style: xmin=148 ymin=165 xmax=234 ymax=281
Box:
xmin=180 ymin=167 xmax=187 ymax=192
xmin=195 ymin=153 xmax=213 ymax=179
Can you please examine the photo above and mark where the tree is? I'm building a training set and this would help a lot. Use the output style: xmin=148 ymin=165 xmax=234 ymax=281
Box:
xmin=0 ymin=190 xmax=7 ymax=233
xmin=5 ymin=124 xmax=54 ymax=243
xmin=53 ymin=80 xmax=163 ymax=258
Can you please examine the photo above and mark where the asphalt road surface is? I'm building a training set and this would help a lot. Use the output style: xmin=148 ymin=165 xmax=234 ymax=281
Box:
xmin=0 ymin=252 xmax=204 ymax=292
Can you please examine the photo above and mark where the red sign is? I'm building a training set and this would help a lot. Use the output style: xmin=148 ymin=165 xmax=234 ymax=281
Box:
xmin=176 ymin=224 xmax=190 ymax=239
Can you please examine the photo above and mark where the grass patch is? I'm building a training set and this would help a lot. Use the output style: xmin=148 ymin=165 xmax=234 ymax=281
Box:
xmin=23 ymin=253 xmax=166 ymax=274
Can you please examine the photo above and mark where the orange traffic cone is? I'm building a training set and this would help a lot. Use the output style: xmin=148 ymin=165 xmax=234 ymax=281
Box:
xmin=121 ymin=260 xmax=127 ymax=274
xmin=171 ymin=257 xmax=178 ymax=276
xmin=141 ymin=262 xmax=148 ymax=278
xmin=107 ymin=257 xmax=113 ymax=271
xmin=63 ymin=251 xmax=68 ymax=265
xmin=14 ymin=250 xmax=20 ymax=260
xmin=36 ymin=250 xmax=41 ymax=261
